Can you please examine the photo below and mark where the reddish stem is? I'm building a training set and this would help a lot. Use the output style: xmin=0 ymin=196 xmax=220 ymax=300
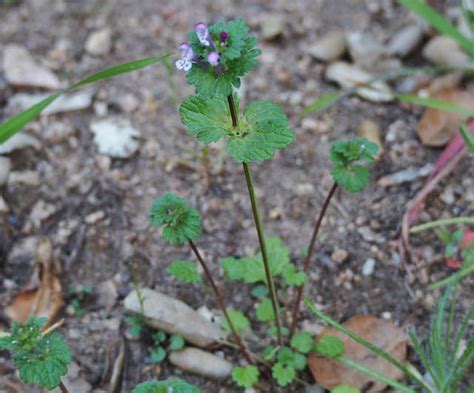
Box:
xmin=289 ymin=182 xmax=338 ymax=336
xmin=59 ymin=381 xmax=69 ymax=393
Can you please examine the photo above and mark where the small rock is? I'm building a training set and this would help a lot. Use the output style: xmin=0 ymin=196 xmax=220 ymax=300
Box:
xmin=0 ymin=196 xmax=9 ymax=213
xmin=423 ymin=36 xmax=470 ymax=67
xmin=387 ymin=24 xmax=424 ymax=57
xmin=377 ymin=164 xmax=434 ymax=187
xmin=0 ymin=133 xmax=41 ymax=154
xmin=0 ymin=157 xmax=12 ymax=185
xmin=307 ymin=30 xmax=346 ymax=62
xmin=440 ymin=187 xmax=455 ymax=205
xmin=85 ymin=210 xmax=106 ymax=224
xmin=296 ymin=183 xmax=315 ymax=196
xmin=325 ymin=62 xmax=393 ymax=102
xmin=90 ymin=118 xmax=140 ymax=158
xmin=3 ymin=44 xmax=61 ymax=90
xmin=346 ymin=32 xmax=385 ymax=70
xmin=85 ymin=28 xmax=112 ymax=56
xmin=124 ymin=288 xmax=226 ymax=347
xmin=169 ymin=348 xmax=233 ymax=379
xmin=8 ymin=170 xmax=40 ymax=186
xmin=302 ymin=118 xmax=329 ymax=134
xmin=331 ymin=248 xmax=349 ymax=264
xmin=97 ymin=280 xmax=118 ymax=310
xmin=362 ymin=258 xmax=376 ymax=276
xmin=51 ymin=362 xmax=92 ymax=393
xmin=261 ymin=15 xmax=284 ymax=40
xmin=117 ymin=94 xmax=139 ymax=113
xmin=357 ymin=226 xmax=384 ymax=243
xmin=7 ymin=91 xmax=93 ymax=115
xmin=8 ymin=236 xmax=38 ymax=264
xmin=29 ymin=200 xmax=57 ymax=228
xmin=357 ymin=119 xmax=383 ymax=159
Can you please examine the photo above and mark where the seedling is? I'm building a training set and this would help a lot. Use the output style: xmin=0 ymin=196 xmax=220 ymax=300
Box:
xmin=148 ymin=330 xmax=185 ymax=364
xmin=67 ymin=285 xmax=92 ymax=317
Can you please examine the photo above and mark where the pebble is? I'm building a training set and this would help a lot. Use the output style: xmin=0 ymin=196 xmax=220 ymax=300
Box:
xmin=296 ymin=183 xmax=315 ymax=196
xmin=0 ymin=196 xmax=9 ymax=213
xmin=357 ymin=119 xmax=383 ymax=159
xmin=307 ymin=30 xmax=346 ymax=62
xmin=124 ymin=288 xmax=226 ymax=347
xmin=85 ymin=210 xmax=106 ymax=224
xmin=387 ymin=24 xmax=424 ymax=58
xmin=362 ymin=258 xmax=376 ymax=276
xmin=325 ymin=62 xmax=393 ymax=102
xmin=3 ymin=44 xmax=61 ymax=90
xmin=0 ymin=156 xmax=12 ymax=185
xmin=169 ymin=347 xmax=233 ymax=379
xmin=423 ymin=35 xmax=470 ymax=67
xmin=90 ymin=118 xmax=140 ymax=158
xmin=29 ymin=200 xmax=57 ymax=228
xmin=302 ymin=118 xmax=329 ymax=134
xmin=8 ymin=170 xmax=40 ymax=186
xmin=331 ymin=248 xmax=349 ymax=264
xmin=51 ymin=362 xmax=92 ymax=393
xmin=7 ymin=91 xmax=93 ymax=115
xmin=85 ymin=28 xmax=112 ymax=56
xmin=357 ymin=226 xmax=385 ymax=243
xmin=346 ymin=31 xmax=385 ymax=70
xmin=0 ymin=133 xmax=41 ymax=154
xmin=261 ymin=15 xmax=284 ymax=40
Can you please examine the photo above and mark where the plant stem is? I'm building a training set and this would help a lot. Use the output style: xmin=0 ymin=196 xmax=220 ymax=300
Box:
xmin=242 ymin=163 xmax=284 ymax=346
xmin=410 ymin=216 xmax=474 ymax=233
xmin=290 ymin=182 xmax=337 ymax=336
xmin=226 ymin=93 xmax=284 ymax=346
xmin=59 ymin=381 xmax=69 ymax=393
xmin=188 ymin=240 xmax=254 ymax=364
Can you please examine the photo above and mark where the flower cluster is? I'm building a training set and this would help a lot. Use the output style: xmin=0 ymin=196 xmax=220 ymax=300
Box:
xmin=175 ymin=22 xmax=227 ymax=72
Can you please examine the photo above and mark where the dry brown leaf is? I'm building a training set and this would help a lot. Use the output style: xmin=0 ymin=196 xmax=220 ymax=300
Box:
xmin=417 ymin=88 xmax=474 ymax=146
xmin=5 ymin=238 xmax=63 ymax=328
xmin=308 ymin=315 xmax=408 ymax=392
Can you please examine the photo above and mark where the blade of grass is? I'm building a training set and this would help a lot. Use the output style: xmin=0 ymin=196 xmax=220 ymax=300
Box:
xmin=299 ymin=91 xmax=340 ymax=116
xmin=0 ymin=53 xmax=170 ymax=144
xmin=460 ymin=123 xmax=474 ymax=153
xmin=410 ymin=217 xmax=474 ymax=233
xmin=408 ymin=327 xmax=440 ymax=390
xmin=452 ymin=304 xmax=474 ymax=363
xmin=428 ymin=262 xmax=474 ymax=289
xmin=396 ymin=93 xmax=474 ymax=117
xmin=304 ymin=299 xmax=432 ymax=391
xmin=398 ymin=0 xmax=474 ymax=57
xmin=450 ymin=341 xmax=474 ymax=390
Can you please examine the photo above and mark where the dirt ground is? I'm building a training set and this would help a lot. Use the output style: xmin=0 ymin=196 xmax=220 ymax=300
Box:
xmin=0 ymin=0 xmax=473 ymax=392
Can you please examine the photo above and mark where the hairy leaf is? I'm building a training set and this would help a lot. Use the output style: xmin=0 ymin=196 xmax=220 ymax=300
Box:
xmin=282 ymin=263 xmax=307 ymax=287
xmin=314 ymin=335 xmax=345 ymax=358
xmin=290 ymin=332 xmax=314 ymax=354
xmin=231 ymin=365 xmax=260 ymax=388
xmin=221 ymin=309 xmax=250 ymax=334
xmin=272 ymin=362 xmax=296 ymax=387
xmin=132 ymin=379 xmax=201 ymax=393
xmin=166 ymin=261 xmax=202 ymax=284
xmin=256 ymin=298 xmax=275 ymax=322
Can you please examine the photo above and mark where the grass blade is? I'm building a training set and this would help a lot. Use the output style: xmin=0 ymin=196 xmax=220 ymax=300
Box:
xmin=396 ymin=94 xmax=474 ymax=117
xmin=68 ymin=54 xmax=170 ymax=90
xmin=398 ymin=0 xmax=474 ymax=57
xmin=460 ymin=123 xmax=474 ymax=153
xmin=0 ymin=53 xmax=170 ymax=144
xmin=452 ymin=304 xmax=474 ymax=363
xmin=0 ymin=94 xmax=60 ymax=144
xmin=410 ymin=217 xmax=474 ymax=233
xmin=428 ymin=262 xmax=474 ymax=289
xmin=408 ymin=327 xmax=439 ymax=390
xmin=300 ymin=91 xmax=340 ymax=116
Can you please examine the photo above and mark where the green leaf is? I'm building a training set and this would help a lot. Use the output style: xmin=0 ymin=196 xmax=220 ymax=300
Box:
xmin=290 ymin=332 xmax=313 ymax=354
xmin=166 ymin=261 xmax=202 ymax=284
xmin=396 ymin=94 xmax=474 ymax=117
xmin=231 ymin=365 xmax=260 ymax=388
xmin=331 ymin=384 xmax=361 ymax=393
xmin=262 ymin=345 xmax=278 ymax=361
xmin=268 ymin=325 xmax=289 ymax=337
xmin=153 ymin=331 xmax=167 ymax=344
xmin=168 ymin=334 xmax=185 ymax=352
xmin=0 ymin=54 xmax=169 ymax=144
xmin=314 ymin=335 xmax=345 ymax=358
xmin=256 ymin=298 xmax=275 ymax=322
xmin=330 ymin=137 xmax=379 ymax=193
xmin=150 ymin=346 xmax=167 ymax=364
xmin=272 ymin=362 xmax=296 ymax=387
xmin=180 ymin=96 xmax=294 ymax=163
xmin=124 ymin=315 xmax=144 ymax=338
xmin=460 ymin=123 xmax=474 ymax=154
xmin=149 ymin=193 xmax=201 ymax=245
xmin=282 ymin=263 xmax=307 ymax=287
xmin=132 ymin=379 xmax=201 ymax=393
xmin=398 ymin=0 xmax=474 ymax=57
xmin=251 ymin=284 xmax=269 ymax=298
xmin=221 ymin=309 xmax=250 ymax=333
xmin=221 ymin=236 xmax=291 ymax=283
xmin=277 ymin=347 xmax=307 ymax=371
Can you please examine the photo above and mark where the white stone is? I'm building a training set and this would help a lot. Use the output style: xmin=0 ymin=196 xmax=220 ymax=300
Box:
xmin=362 ymin=258 xmax=376 ymax=276
xmin=346 ymin=31 xmax=385 ymax=69
xmin=307 ymin=30 xmax=346 ymax=62
xmin=387 ymin=24 xmax=425 ymax=58
xmin=85 ymin=28 xmax=112 ymax=56
xmin=0 ymin=133 xmax=41 ymax=154
xmin=325 ymin=62 xmax=393 ymax=102
xmin=90 ymin=118 xmax=140 ymax=158
xmin=3 ymin=44 xmax=60 ymax=89
xmin=8 ymin=171 xmax=40 ymax=186
xmin=0 ymin=157 xmax=11 ymax=185
xmin=124 ymin=288 xmax=226 ymax=347
xmin=423 ymin=35 xmax=470 ymax=67
xmin=7 ymin=91 xmax=93 ymax=115
xmin=169 ymin=347 xmax=233 ymax=379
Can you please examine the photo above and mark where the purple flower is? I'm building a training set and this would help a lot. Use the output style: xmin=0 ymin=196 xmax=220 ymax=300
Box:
xmin=195 ymin=22 xmax=211 ymax=46
xmin=175 ymin=42 xmax=194 ymax=71
xmin=207 ymin=51 xmax=220 ymax=66
xmin=220 ymin=32 xmax=228 ymax=42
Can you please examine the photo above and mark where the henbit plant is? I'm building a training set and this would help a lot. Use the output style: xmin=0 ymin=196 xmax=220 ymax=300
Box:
xmin=148 ymin=19 xmax=379 ymax=389
xmin=148 ymin=330 xmax=185 ymax=365
xmin=67 ymin=285 xmax=93 ymax=317
xmin=305 ymin=284 xmax=474 ymax=393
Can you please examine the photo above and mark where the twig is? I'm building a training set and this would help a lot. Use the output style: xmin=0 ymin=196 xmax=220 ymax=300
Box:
xmin=58 ymin=381 xmax=69 ymax=393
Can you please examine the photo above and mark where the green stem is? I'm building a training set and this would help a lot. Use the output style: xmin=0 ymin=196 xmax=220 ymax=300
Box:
xmin=428 ymin=263 xmax=474 ymax=289
xmin=242 ymin=162 xmax=284 ymax=346
xmin=339 ymin=357 xmax=416 ymax=393
xmin=410 ymin=217 xmax=474 ymax=233
xmin=304 ymin=299 xmax=432 ymax=391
